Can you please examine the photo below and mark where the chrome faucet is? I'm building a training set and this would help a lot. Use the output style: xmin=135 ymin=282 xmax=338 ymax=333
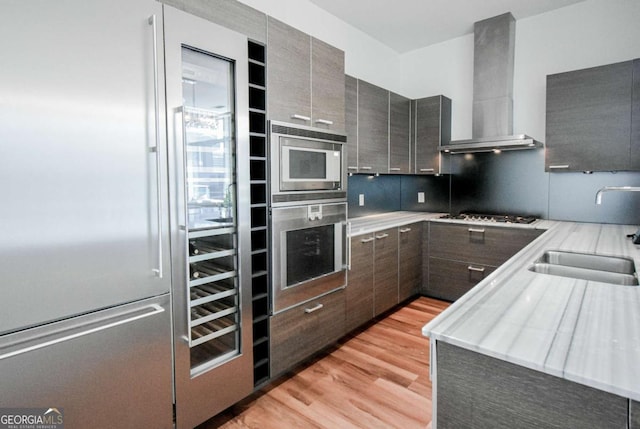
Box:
xmin=595 ymin=186 xmax=640 ymax=244
xmin=595 ymin=186 xmax=640 ymax=205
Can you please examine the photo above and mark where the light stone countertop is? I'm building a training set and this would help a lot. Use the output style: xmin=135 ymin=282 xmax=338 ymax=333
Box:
xmin=348 ymin=211 xmax=446 ymax=236
xmin=422 ymin=221 xmax=640 ymax=401
xmin=348 ymin=211 xmax=555 ymax=237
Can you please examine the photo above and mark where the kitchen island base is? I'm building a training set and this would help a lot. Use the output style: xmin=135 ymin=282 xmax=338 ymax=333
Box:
xmin=433 ymin=341 xmax=634 ymax=428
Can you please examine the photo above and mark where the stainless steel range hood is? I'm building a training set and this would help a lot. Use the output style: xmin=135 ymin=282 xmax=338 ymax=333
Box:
xmin=440 ymin=12 xmax=542 ymax=154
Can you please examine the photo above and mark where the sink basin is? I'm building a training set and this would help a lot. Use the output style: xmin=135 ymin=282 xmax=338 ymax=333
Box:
xmin=529 ymin=250 xmax=638 ymax=286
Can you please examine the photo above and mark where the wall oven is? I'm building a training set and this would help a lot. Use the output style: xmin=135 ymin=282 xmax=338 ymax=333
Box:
xmin=270 ymin=121 xmax=347 ymax=206
xmin=271 ymin=202 xmax=347 ymax=313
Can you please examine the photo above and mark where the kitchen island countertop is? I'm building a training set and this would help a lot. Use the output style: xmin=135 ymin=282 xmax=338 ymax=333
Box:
xmin=422 ymin=221 xmax=640 ymax=401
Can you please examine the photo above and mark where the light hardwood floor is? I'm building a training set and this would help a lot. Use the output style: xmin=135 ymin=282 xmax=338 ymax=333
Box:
xmin=198 ymin=296 xmax=449 ymax=429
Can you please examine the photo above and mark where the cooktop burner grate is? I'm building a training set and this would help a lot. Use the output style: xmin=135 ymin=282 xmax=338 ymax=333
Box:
xmin=439 ymin=213 xmax=537 ymax=224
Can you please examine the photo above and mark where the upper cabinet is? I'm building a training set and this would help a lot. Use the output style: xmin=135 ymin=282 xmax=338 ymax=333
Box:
xmin=357 ymin=80 xmax=389 ymax=173
xmin=160 ymin=0 xmax=267 ymax=43
xmin=345 ymin=75 xmax=358 ymax=173
xmin=311 ymin=38 xmax=346 ymax=130
xmin=346 ymin=75 xmax=451 ymax=175
xmin=546 ymin=60 xmax=639 ymax=172
xmin=267 ymin=17 xmax=345 ymax=131
xmin=414 ymin=96 xmax=452 ymax=175
xmin=389 ymin=92 xmax=412 ymax=174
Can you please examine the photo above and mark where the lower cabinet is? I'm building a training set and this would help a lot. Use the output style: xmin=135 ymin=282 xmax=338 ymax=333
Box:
xmin=632 ymin=400 xmax=640 ymax=429
xmin=399 ymin=223 xmax=423 ymax=302
xmin=346 ymin=223 xmax=423 ymax=332
xmin=374 ymin=228 xmax=399 ymax=316
xmin=346 ymin=232 xmax=375 ymax=332
xmin=435 ymin=341 xmax=630 ymax=429
xmin=428 ymin=258 xmax=496 ymax=302
xmin=426 ymin=223 xmax=542 ymax=301
xmin=270 ymin=288 xmax=345 ymax=377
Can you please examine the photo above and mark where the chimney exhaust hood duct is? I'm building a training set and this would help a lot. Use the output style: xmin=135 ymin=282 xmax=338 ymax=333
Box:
xmin=439 ymin=12 xmax=542 ymax=154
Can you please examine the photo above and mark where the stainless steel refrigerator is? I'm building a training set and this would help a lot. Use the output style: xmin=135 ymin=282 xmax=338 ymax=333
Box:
xmin=0 ymin=0 xmax=173 ymax=427
xmin=0 ymin=2 xmax=253 ymax=428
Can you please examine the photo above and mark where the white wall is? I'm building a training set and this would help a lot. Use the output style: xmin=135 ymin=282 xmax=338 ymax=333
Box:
xmin=236 ymin=0 xmax=403 ymax=93
xmin=400 ymin=0 xmax=640 ymax=141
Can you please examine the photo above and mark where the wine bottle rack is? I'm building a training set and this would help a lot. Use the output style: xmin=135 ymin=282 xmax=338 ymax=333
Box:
xmin=187 ymin=227 xmax=239 ymax=370
xmin=248 ymin=40 xmax=270 ymax=388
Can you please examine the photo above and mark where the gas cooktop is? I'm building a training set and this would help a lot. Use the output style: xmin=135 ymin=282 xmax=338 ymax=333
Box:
xmin=439 ymin=213 xmax=537 ymax=224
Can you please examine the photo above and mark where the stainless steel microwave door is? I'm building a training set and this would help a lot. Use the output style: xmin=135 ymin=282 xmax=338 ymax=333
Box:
xmin=164 ymin=5 xmax=253 ymax=428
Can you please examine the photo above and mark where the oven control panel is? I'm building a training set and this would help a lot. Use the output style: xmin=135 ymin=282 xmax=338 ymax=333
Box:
xmin=308 ymin=204 xmax=323 ymax=221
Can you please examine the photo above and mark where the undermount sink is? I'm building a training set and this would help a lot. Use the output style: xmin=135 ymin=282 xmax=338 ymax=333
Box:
xmin=529 ymin=250 xmax=639 ymax=286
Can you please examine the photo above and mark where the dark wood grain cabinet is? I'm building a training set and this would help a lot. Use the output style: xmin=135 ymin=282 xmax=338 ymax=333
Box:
xmin=426 ymin=223 xmax=542 ymax=301
xmin=435 ymin=341 xmax=630 ymax=429
xmin=345 ymin=232 xmax=375 ymax=333
xmin=373 ymin=228 xmax=399 ymax=316
xmin=357 ymin=80 xmax=389 ymax=173
xmin=546 ymin=60 xmax=638 ymax=172
xmin=398 ymin=223 xmax=422 ymax=302
xmin=345 ymin=75 xmax=359 ymax=174
xmin=267 ymin=17 xmax=344 ymax=131
xmin=389 ymin=92 xmax=411 ymax=174
xmin=161 ymin=0 xmax=267 ymax=43
xmin=347 ymin=224 xmax=423 ymax=331
xmin=270 ymin=288 xmax=345 ymax=377
xmin=346 ymin=75 xmax=451 ymax=176
xmin=310 ymin=37 xmax=345 ymax=130
xmin=414 ymin=95 xmax=451 ymax=175
xmin=631 ymin=400 xmax=640 ymax=429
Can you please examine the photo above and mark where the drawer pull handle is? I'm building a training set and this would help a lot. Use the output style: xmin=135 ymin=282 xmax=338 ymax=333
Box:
xmin=348 ymin=166 xmax=359 ymax=170
xmin=468 ymin=266 xmax=485 ymax=273
xmin=315 ymin=119 xmax=334 ymax=125
xmin=389 ymin=167 xmax=401 ymax=171
xmin=304 ymin=303 xmax=324 ymax=314
xmin=399 ymin=228 xmax=412 ymax=233
xmin=468 ymin=228 xmax=485 ymax=234
xmin=420 ymin=168 xmax=435 ymax=172
xmin=549 ymin=165 xmax=570 ymax=169
xmin=375 ymin=233 xmax=389 ymax=240
xmin=360 ymin=166 xmax=372 ymax=170
xmin=360 ymin=237 xmax=375 ymax=243
xmin=291 ymin=114 xmax=311 ymax=121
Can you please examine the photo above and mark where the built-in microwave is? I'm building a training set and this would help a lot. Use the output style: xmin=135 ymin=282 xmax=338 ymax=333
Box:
xmin=270 ymin=121 xmax=347 ymax=205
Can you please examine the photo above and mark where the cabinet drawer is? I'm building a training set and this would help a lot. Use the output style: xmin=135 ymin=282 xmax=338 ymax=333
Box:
xmin=427 ymin=257 xmax=496 ymax=302
xmin=270 ymin=288 xmax=345 ymax=376
xmin=429 ymin=223 xmax=542 ymax=266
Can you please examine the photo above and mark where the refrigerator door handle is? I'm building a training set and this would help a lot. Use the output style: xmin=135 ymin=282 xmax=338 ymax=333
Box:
xmin=149 ymin=14 xmax=164 ymax=279
xmin=0 ymin=304 xmax=165 ymax=362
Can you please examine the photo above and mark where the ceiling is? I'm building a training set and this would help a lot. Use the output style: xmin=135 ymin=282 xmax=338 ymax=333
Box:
xmin=308 ymin=0 xmax=586 ymax=53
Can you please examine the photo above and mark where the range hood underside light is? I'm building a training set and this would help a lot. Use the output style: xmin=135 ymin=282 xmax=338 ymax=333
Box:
xmin=439 ymin=134 xmax=542 ymax=154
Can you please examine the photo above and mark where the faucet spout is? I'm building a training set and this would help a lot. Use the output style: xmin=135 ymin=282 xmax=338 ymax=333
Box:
xmin=595 ymin=186 xmax=640 ymax=205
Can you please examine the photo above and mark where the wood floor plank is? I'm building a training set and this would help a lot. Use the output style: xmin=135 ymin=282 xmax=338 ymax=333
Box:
xmin=197 ymin=296 xmax=449 ymax=429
